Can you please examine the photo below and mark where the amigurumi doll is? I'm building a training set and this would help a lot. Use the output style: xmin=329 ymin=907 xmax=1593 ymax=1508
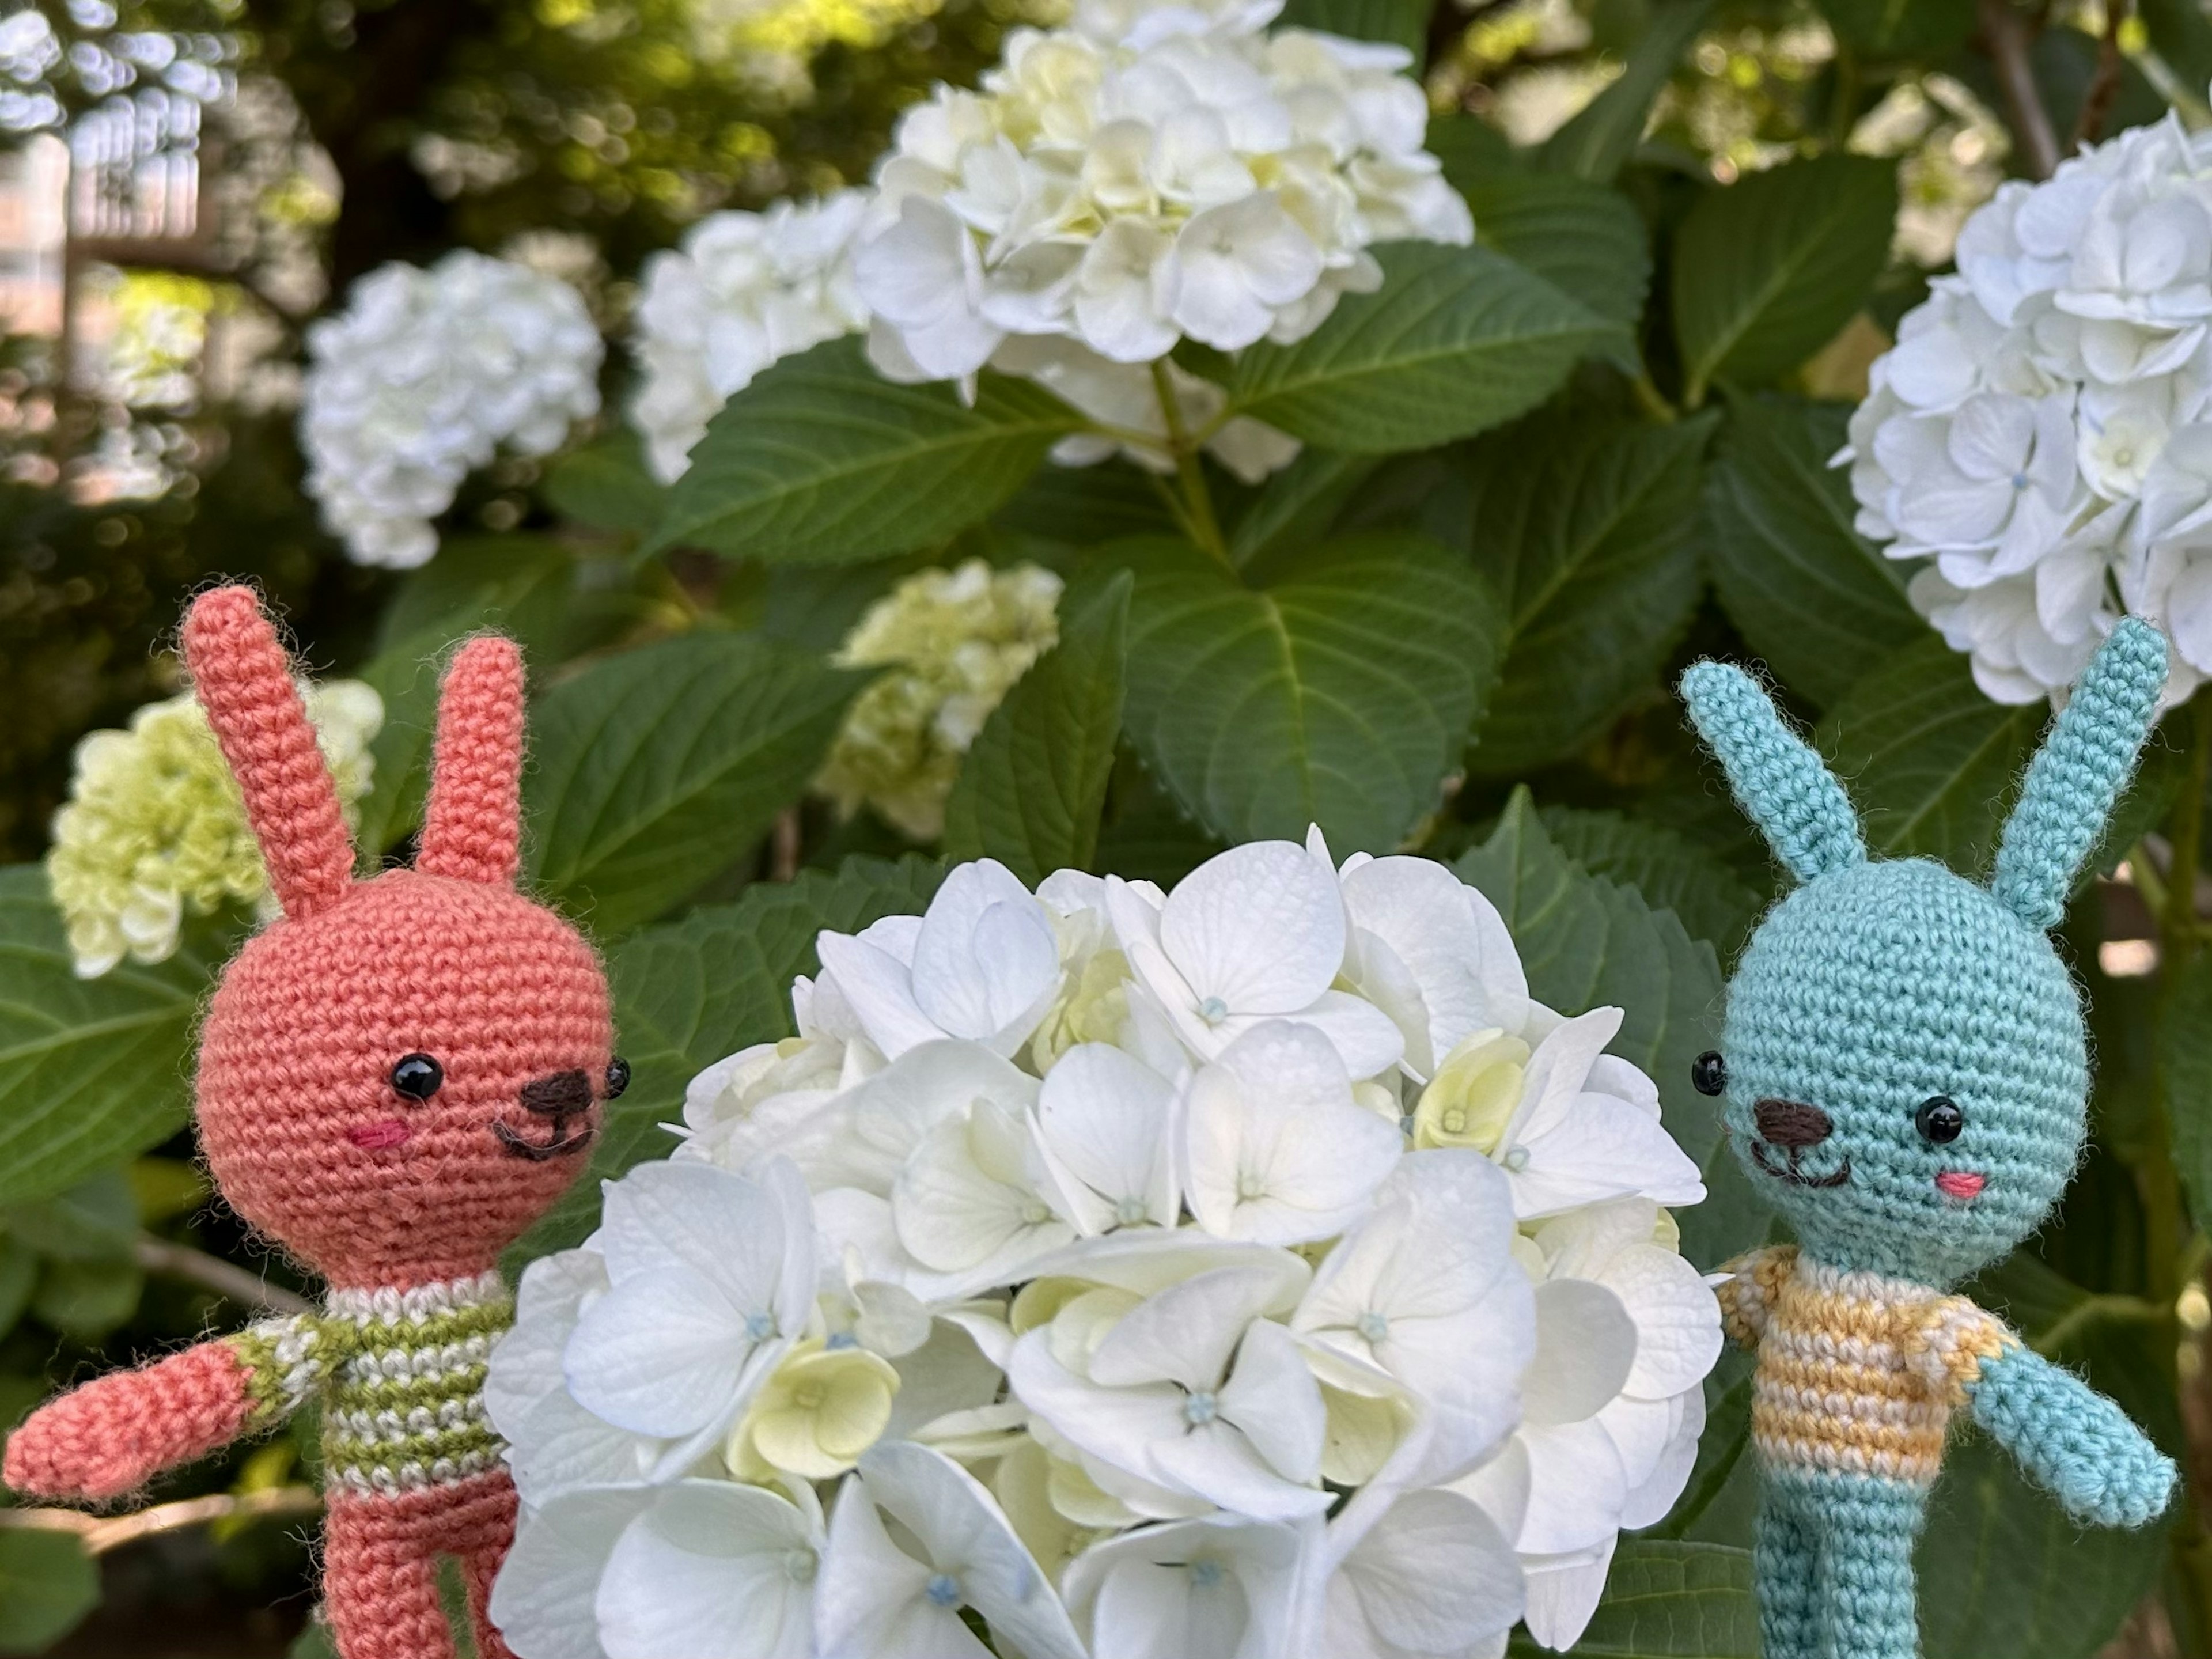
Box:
xmin=3 ymin=586 xmax=622 ymax=1659
xmin=1680 ymin=616 xmax=2179 ymax=1659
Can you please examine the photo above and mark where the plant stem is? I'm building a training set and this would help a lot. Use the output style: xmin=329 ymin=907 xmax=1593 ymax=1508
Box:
xmin=2164 ymin=692 xmax=2212 ymax=971
xmin=0 ymin=1486 xmax=323 ymax=1555
xmin=1827 ymin=44 xmax=1861 ymax=150
xmin=1630 ymin=372 xmax=1678 ymax=423
xmin=1150 ymin=359 xmax=1229 ymax=568
xmin=132 ymin=1236 xmax=313 ymax=1317
xmin=2073 ymin=0 xmax=2130 ymax=154
xmin=1978 ymin=0 xmax=2061 ymax=179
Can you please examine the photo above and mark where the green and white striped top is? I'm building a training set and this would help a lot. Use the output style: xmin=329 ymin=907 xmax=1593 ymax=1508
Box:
xmin=228 ymin=1270 xmax=513 ymax=1498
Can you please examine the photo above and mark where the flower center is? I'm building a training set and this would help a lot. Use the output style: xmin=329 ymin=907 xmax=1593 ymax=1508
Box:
xmin=1115 ymin=1194 xmax=1149 ymax=1225
xmin=1184 ymin=1389 xmax=1218 ymax=1426
xmin=793 ymin=1382 xmax=825 ymax=1409
xmin=1441 ymin=1107 xmax=1468 ymax=1134
xmin=1021 ymin=1200 xmax=1053 ymax=1225
xmin=1501 ymin=1145 xmax=1531 ymax=1172
xmin=2011 ymin=470 xmax=2029 ymax=490
xmin=1355 ymin=1310 xmax=1389 ymax=1344
xmin=744 ymin=1312 xmax=776 ymax=1341
xmin=784 ymin=1550 xmax=817 ymax=1585
xmin=1236 ymin=1170 xmax=1267 ymax=1200
xmin=1190 ymin=1559 xmax=1225 ymax=1589
xmin=925 ymin=1573 xmax=963 ymax=1609
xmin=826 ymin=1331 xmax=859 ymax=1350
xmin=1197 ymin=995 xmax=1230 ymax=1025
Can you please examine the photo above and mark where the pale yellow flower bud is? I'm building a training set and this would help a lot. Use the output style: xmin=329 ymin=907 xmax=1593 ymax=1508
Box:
xmin=817 ymin=559 xmax=1062 ymax=839
xmin=1028 ymin=947 xmax=1132 ymax=1071
xmin=1411 ymin=1028 xmax=1531 ymax=1154
xmin=46 ymin=680 xmax=382 ymax=978
xmin=726 ymin=1336 xmax=902 ymax=1482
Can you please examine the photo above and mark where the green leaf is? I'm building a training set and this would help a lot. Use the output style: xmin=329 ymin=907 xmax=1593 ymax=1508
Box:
xmin=0 ymin=1531 xmax=97 ymax=1654
xmin=1275 ymin=0 xmax=1425 ymax=55
xmin=647 ymin=338 xmax=1078 ymax=563
xmin=0 ymin=870 xmax=230 ymax=1208
xmin=524 ymin=634 xmax=866 ymax=934
xmin=1219 ymin=243 xmax=1615 ymax=454
xmin=2160 ymin=953 xmax=2212 ymax=1230
xmin=1672 ymin=155 xmax=1899 ymax=404
xmin=1509 ymin=1540 xmax=1757 ymax=1657
xmin=993 ymin=460 xmax=1181 ymax=547
xmin=1816 ymin=637 xmax=2043 ymax=872
xmin=1703 ymin=395 xmax=1924 ymax=708
xmin=289 ymin=1618 xmax=338 ymax=1659
xmin=32 ymin=1256 xmax=143 ymax=1338
xmin=2141 ymin=0 xmax=2212 ymax=92
xmin=541 ymin=432 xmax=666 ymax=535
xmin=1225 ymin=450 xmax=1377 ymax=569
xmin=943 ymin=573 xmax=1131 ymax=885
xmin=1426 ymin=113 xmax=1517 ymax=185
xmin=354 ymin=537 xmax=578 ymax=858
xmin=1819 ymin=0 xmax=1975 ymax=58
xmin=1465 ymin=170 xmax=1652 ymax=331
xmin=1539 ymin=806 xmax=1766 ymax=956
xmin=1453 ymin=791 xmax=1747 ymax=1268
xmin=512 ymin=856 xmax=944 ymax=1262
xmin=1536 ymin=0 xmax=1715 ymax=182
xmin=1459 ymin=408 xmax=1714 ymax=775
xmin=0 ymin=1238 xmax=36 ymax=1340
xmin=5 ymin=1169 xmax=137 ymax=1260
xmin=1115 ymin=533 xmax=1503 ymax=853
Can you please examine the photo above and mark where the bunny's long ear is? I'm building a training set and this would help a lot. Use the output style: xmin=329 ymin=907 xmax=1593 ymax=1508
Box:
xmin=181 ymin=586 xmax=357 ymax=921
xmin=1681 ymin=660 xmax=1865 ymax=884
xmin=417 ymin=634 xmax=525 ymax=887
xmin=1990 ymin=617 xmax=2169 ymax=930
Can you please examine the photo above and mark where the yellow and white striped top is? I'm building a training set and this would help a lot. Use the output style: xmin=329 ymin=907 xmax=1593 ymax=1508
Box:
xmin=1717 ymin=1246 xmax=2018 ymax=1486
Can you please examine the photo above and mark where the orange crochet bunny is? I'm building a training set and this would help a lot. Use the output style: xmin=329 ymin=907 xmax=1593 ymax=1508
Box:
xmin=3 ymin=586 xmax=619 ymax=1659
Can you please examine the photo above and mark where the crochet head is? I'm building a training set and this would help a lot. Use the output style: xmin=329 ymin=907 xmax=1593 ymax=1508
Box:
xmin=1681 ymin=620 xmax=2168 ymax=1286
xmin=182 ymin=586 xmax=615 ymax=1290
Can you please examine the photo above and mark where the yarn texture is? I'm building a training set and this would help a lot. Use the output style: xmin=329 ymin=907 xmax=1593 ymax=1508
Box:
xmin=1 ymin=586 xmax=615 ymax=1659
xmin=1682 ymin=616 xmax=2179 ymax=1659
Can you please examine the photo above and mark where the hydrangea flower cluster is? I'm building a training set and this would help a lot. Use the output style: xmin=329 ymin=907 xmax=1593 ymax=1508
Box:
xmin=1844 ymin=111 xmax=2212 ymax=704
xmin=630 ymin=194 xmax=873 ymax=483
xmin=488 ymin=837 xmax=1720 ymax=1658
xmin=46 ymin=680 xmax=381 ymax=978
xmin=817 ymin=560 xmax=1066 ymax=840
xmin=851 ymin=0 xmax=1473 ymax=382
xmin=301 ymin=252 xmax=603 ymax=568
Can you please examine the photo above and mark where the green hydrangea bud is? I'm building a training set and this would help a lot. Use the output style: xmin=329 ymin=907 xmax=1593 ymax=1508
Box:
xmin=46 ymin=679 xmax=383 ymax=978
xmin=819 ymin=560 xmax=1063 ymax=839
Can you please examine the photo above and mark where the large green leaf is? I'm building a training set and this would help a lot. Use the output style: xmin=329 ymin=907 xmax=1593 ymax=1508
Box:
xmin=525 ymin=634 xmax=866 ymax=933
xmin=354 ymin=537 xmax=578 ymax=858
xmin=1816 ymin=637 xmax=2043 ymax=873
xmin=1115 ymin=533 xmax=1503 ymax=853
xmin=1540 ymin=806 xmax=1766 ymax=957
xmin=1673 ymin=155 xmax=1899 ymax=404
xmin=1464 ymin=167 xmax=1652 ymax=331
xmin=1703 ymin=395 xmax=1924 ymax=708
xmin=541 ymin=431 xmax=666 ymax=536
xmin=0 ymin=869 xmax=233 ymax=1208
xmin=1276 ymin=0 xmax=1425 ymax=54
xmin=512 ymin=857 xmax=944 ymax=1261
xmin=1536 ymin=0 xmax=1715 ymax=181
xmin=1459 ymin=408 xmax=1714 ymax=775
xmin=1509 ymin=1540 xmax=1757 ymax=1657
xmin=1820 ymin=0 xmax=1975 ymax=58
xmin=944 ymin=573 xmax=1131 ymax=885
xmin=1453 ymin=793 xmax=1749 ymax=1266
xmin=647 ymin=337 xmax=1078 ymax=563
xmin=0 ymin=1531 xmax=97 ymax=1654
xmin=1219 ymin=243 xmax=1615 ymax=454
xmin=1225 ymin=450 xmax=1377 ymax=568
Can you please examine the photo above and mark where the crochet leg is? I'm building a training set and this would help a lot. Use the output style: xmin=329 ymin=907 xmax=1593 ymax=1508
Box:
xmin=1755 ymin=1491 xmax=1823 ymax=1659
xmin=324 ymin=1499 xmax=452 ymax=1659
xmin=1825 ymin=1477 xmax=1927 ymax=1659
xmin=452 ymin=1476 xmax=521 ymax=1659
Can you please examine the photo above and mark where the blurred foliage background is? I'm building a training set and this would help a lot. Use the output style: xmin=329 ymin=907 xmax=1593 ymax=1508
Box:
xmin=0 ymin=0 xmax=2203 ymax=1652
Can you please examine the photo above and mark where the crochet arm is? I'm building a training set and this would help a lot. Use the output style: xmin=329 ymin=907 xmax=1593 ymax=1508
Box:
xmin=1714 ymin=1245 xmax=1796 ymax=1350
xmin=5 ymin=1340 xmax=260 ymax=1502
xmin=1968 ymin=1343 xmax=2176 ymax=1529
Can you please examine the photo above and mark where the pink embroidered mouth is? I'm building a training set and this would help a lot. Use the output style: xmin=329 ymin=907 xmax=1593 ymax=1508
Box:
xmin=349 ymin=1118 xmax=412 ymax=1150
xmin=1936 ymin=1171 xmax=1986 ymax=1200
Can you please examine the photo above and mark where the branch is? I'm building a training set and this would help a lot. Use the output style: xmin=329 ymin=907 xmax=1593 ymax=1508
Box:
xmin=2072 ymin=0 xmax=2130 ymax=154
xmin=0 ymin=1486 xmax=323 ymax=1555
xmin=1978 ymin=0 xmax=2061 ymax=180
xmin=132 ymin=1237 xmax=315 ymax=1317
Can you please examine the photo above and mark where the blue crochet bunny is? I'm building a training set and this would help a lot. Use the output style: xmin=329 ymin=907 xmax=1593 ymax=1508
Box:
xmin=1680 ymin=617 xmax=2179 ymax=1659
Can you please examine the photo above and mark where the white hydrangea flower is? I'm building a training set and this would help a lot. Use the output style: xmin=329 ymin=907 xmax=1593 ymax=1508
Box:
xmin=629 ymin=192 xmax=872 ymax=482
xmin=1844 ymin=107 xmax=2212 ymax=703
xmin=852 ymin=0 xmax=1469 ymax=384
xmin=301 ymin=251 xmax=602 ymax=567
xmin=493 ymin=842 xmax=1720 ymax=1659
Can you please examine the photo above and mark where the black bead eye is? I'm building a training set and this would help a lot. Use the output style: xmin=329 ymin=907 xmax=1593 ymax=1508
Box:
xmin=1916 ymin=1096 xmax=1964 ymax=1145
xmin=390 ymin=1053 xmax=444 ymax=1101
xmin=1691 ymin=1051 xmax=1727 ymax=1097
xmin=605 ymin=1057 xmax=631 ymax=1099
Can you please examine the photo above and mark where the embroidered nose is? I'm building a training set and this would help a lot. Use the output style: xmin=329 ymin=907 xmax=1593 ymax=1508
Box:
xmin=520 ymin=1069 xmax=593 ymax=1116
xmin=1754 ymin=1098 xmax=1832 ymax=1149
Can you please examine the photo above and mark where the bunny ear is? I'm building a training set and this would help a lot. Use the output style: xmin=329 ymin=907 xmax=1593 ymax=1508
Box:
xmin=1680 ymin=660 xmax=1865 ymax=885
xmin=417 ymin=634 xmax=526 ymax=887
xmin=1990 ymin=617 xmax=2169 ymax=930
xmin=181 ymin=586 xmax=357 ymax=921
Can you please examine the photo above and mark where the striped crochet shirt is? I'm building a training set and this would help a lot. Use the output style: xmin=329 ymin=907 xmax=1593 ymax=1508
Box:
xmin=1717 ymin=1246 xmax=2018 ymax=1486
xmin=227 ymin=1270 xmax=513 ymax=1498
